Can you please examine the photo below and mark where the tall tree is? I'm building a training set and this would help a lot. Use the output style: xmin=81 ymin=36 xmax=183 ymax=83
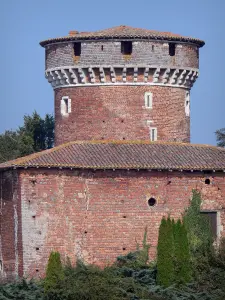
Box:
xmin=157 ymin=217 xmax=175 ymax=287
xmin=0 ymin=111 xmax=54 ymax=163
xmin=215 ymin=128 xmax=225 ymax=147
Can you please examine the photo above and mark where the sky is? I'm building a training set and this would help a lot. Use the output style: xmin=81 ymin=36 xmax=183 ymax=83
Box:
xmin=0 ymin=0 xmax=224 ymax=145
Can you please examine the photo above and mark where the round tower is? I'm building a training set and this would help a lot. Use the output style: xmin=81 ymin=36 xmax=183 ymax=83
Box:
xmin=40 ymin=25 xmax=204 ymax=146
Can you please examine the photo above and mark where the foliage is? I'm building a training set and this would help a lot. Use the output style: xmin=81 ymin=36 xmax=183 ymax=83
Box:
xmin=116 ymin=226 xmax=150 ymax=269
xmin=0 ymin=279 xmax=44 ymax=299
xmin=44 ymin=251 xmax=64 ymax=299
xmin=0 ymin=111 xmax=54 ymax=163
xmin=173 ymin=220 xmax=192 ymax=284
xmin=183 ymin=190 xmax=213 ymax=279
xmin=157 ymin=217 xmax=175 ymax=287
xmin=215 ymin=127 xmax=225 ymax=147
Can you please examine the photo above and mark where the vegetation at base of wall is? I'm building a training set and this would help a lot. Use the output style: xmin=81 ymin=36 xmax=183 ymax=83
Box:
xmin=0 ymin=111 xmax=54 ymax=163
xmin=157 ymin=217 xmax=175 ymax=287
xmin=44 ymin=251 xmax=64 ymax=298
xmin=173 ymin=220 xmax=192 ymax=284
xmin=183 ymin=190 xmax=214 ymax=281
xmin=0 ymin=279 xmax=44 ymax=300
xmin=157 ymin=217 xmax=192 ymax=287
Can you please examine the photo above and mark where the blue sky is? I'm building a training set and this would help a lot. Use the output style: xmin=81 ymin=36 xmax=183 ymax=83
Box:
xmin=0 ymin=0 xmax=224 ymax=145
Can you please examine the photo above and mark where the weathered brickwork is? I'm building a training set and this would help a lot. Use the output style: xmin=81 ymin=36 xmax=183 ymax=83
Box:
xmin=0 ymin=171 xmax=23 ymax=281
xmin=16 ymin=169 xmax=225 ymax=278
xmin=46 ymin=41 xmax=199 ymax=70
xmin=55 ymin=86 xmax=190 ymax=145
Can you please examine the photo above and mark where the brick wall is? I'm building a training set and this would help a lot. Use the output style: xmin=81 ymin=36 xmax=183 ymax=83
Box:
xmin=18 ymin=168 xmax=225 ymax=278
xmin=54 ymin=85 xmax=190 ymax=146
xmin=0 ymin=171 xmax=23 ymax=282
xmin=45 ymin=41 xmax=199 ymax=70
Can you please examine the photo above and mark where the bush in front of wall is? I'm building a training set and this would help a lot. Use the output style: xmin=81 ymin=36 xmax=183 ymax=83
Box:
xmin=44 ymin=251 xmax=64 ymax=299
xmin=156 ymin=217 xmax=175 ymax=287
xmin=173 ymin=219 xmax=192 ymax=284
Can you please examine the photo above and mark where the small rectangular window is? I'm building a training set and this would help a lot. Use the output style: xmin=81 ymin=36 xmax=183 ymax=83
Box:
xmin=74 ymin=42 xmax=81 ymax=57
xmin=145 ymin=92 xmax=153 ymax=108
xmin=61 ymin=97 xmax=71 ymax=116
xmin=150 ymin=128 xmax=157 ymax=141
xmin=200 ymin=211 xmax=217 ymax=239
xmin=169 ymin=43 xmax=176 ymax=56
xmin=121 ymin=41 xmax=132 ymax=55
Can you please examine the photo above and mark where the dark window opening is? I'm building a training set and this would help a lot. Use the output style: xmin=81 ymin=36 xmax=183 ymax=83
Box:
xmin=200 ymin=212 xmax=217 ymax=239
xmin=205 ymin=178 xmax=211 ymax=185
xmin=84 ymin=231 xmax=87 ymax=234
xmin=123 ymin=247 xmax=126 ymax=251
xmin=123 ymin=215 xmax=127 ymax=218
xmin=0 ymin=260 xmax=2 ymax=271
xmin=36 ymin=247 xmax=39 ymax=251
xmin=74 ymin=42 xmax=81 ymax=57
xmin=101 ymin=45 xmax=104 ymax=51
xmin=152 ymin=45 xmax=155 ymax=52
xmin=121 ymin=41 xmax=132 ymax=55
xmin=148 ymin=198 xmax=156 ymax=207
xmin=64 ymin=98 xmax=69 ymax=114
xmin=36 ymin=269 xmax=39 ymax=272
xmin=123 ymin=137 xmax=125 ymax=140
xmin=169 ymin=43 xmax=176 ymax=56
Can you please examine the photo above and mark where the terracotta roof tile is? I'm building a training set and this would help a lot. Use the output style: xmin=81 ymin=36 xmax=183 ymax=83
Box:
xmin=40 ymin=25 xmax=205 ymax=47
xmin=0 ymin=141 xmax=224 ymax=171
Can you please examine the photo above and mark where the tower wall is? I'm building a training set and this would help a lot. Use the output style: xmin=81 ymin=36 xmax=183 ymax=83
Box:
xmin=55 ymin=85 xmax=190 ymax=145
xmin=45 ymin=41 xmax=199 ymax=69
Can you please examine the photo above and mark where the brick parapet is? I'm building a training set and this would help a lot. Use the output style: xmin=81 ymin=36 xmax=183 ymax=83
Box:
xmin=45 ymin=41 xmax=199 ymax=70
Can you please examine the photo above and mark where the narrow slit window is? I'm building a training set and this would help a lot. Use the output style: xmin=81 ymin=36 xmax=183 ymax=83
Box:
xmin=121 ymin=41 xmax=132 ymax=55
xmin=150 ymin=128 xmax=157 ymax=141
xmin=61 ymin=96 xmax=71 ymax=116
xmin=145 ymin=92 xmax=153 ymax=108
xmin=185 ymin=91 xmax=190 ymax=116
xmin=169 ymin=43 xmax=176 ymax=56
xmin=74 ymin=42 xmax=81 ymax=57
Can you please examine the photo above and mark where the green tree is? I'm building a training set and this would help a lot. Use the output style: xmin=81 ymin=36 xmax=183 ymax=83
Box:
xmin=173 ymin=219 xmax=192 ymax=284
xmin=215 ymin=127 xmax=225 ymax=147
xmin=44 ymin=251 xmax=64 ymax=298
xmin=183 ymin=190 xmax=213 ymax=279
xmin=0 ymin=111 xmax=54 ymax=163
xmin=157 ymin=217 xmax=175 ymax=287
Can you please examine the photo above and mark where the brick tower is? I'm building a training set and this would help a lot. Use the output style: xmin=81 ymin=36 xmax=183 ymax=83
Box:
xmin=40 ymin=25 xmax=204 ymax=146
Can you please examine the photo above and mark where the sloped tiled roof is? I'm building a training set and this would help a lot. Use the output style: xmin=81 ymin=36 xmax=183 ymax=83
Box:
xmin=40 ymin=25 xmax=205 ymax=47
xmin=0 ymin=141 xmax=224 ymax=171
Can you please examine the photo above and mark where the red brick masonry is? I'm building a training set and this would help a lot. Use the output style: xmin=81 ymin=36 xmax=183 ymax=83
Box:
xmin=55 ymin=86 xmax=190 ymax=145
xmin=1 ymin=168 xmax=225 ymax=279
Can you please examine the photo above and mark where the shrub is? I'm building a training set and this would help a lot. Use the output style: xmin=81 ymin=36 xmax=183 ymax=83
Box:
xmin=173 ymin=219 xmax=192 ymax=284
xmin=44 ymin=251 xmax=64 ymax=299
xmin=183 ymin=190 xmax=213 ymax=279
xmin=157 ymin=217 xmax=175 ymax=287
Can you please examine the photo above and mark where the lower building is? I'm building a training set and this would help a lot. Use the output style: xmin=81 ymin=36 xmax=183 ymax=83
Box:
xmin=0 ymin=140 xmax=225 ymax=280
